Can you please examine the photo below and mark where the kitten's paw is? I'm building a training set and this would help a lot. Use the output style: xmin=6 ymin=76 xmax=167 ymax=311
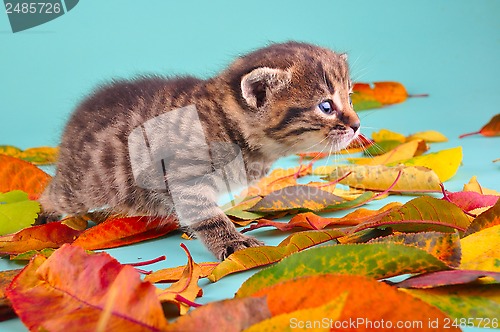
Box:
xmin=216 ymin=235 xmax=264 ymax=260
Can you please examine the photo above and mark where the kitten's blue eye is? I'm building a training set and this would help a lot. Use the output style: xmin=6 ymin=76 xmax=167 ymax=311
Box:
xmin=318 ymin=100 xmax=334 ymax=115
xmin=349 ymin=96 xmax=353 ymax=106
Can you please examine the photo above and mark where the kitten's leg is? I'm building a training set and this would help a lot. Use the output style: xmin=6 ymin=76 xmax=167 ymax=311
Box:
xmin=191 ymin=212 xmax=264 ymax=260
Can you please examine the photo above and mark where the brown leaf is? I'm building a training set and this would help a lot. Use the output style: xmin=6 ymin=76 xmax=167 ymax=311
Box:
xmin=166 ymin=297 xmax=271 ymax=332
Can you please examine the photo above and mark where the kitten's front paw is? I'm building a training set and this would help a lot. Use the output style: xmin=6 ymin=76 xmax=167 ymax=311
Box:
xmin=215 ymin=234 xmax=264 ymax=261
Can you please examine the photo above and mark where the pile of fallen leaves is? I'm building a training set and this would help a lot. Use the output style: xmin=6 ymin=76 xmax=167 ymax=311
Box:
xmin=0 ymin=82 xmax=499 ymax=331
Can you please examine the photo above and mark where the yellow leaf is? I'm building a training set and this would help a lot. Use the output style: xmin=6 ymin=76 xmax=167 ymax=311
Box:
xmin=348 ymin=140 xmax=421 ymax=166
xmin=463 ymin=176 xmax=500 ymax=196
xmin=389 ymin=146 xmax=462 ymax=182
xmin=156 ymin=244 xmax=202 ymax=315
xmin=460 ymin=225 xmax=500 ymax=272
xmin=372 ymin=129 xmax=406 ymax=143
xmin=322 ymin=165 xmax=441 ymax=193
xmin=406 ymin=130 xmax=448 ymax=143
xmin=243 ymin=293 xmax=347 ymax=332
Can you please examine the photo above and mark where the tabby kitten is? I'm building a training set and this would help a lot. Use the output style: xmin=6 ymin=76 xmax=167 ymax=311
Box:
xmin=39 ymin=42 xmax=360 ymax=260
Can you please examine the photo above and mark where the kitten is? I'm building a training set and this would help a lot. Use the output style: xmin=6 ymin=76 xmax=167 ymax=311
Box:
xmin=39 ymin=42 xmax=360 ymax=260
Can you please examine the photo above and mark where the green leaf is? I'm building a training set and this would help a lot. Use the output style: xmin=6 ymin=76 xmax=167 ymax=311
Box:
xmin=353 ymin=196 xmax=471 ymax=234
xmin=208 ymin=229 xmax=344 ymax=282
xmin=236 ymin=243 xmax=449 ymax=297
xmin=0 ymin=191 xmax=40 ymax=236
xmin=402 ymin=285 xmax=500 ymax=327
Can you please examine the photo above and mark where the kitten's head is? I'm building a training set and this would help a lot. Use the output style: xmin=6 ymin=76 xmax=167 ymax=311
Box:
xmin=227 ymin=42 xmax=360 ymax=156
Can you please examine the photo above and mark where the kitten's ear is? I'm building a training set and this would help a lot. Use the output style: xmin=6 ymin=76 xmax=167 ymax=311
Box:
xmin=241 ymin=67 xmax=291 ymax=109
xmin=340 ymin=53 xmax=348 ymax=61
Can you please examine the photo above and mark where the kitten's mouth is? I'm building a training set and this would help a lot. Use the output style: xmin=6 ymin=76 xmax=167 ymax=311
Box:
xmin=328 ymin=128 xmax=359 ymax=152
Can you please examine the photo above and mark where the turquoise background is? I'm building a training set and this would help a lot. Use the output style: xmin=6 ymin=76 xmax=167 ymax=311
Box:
xmin=1 ymin=0 xmax=499 ymax=331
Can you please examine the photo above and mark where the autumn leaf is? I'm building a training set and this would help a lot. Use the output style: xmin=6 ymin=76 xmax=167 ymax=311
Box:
xmin=9 ymin=248 xmax=56 ymax=261
xmin=0 ymin=269 xmax=21 ymax=321
xmin=444 ymin=190 xmax=499 ymax=214
xmin=388 ymin=146 xmax=463 ymax=182
xmin=351 ymin=81 xmax=425 ymax=111
xmin=156 ymin=244 xmax=203 ymax=315
xmin=6 ymin=244 xmax=168 ymax=331
xmin=392 ymin=270 xmax=500 ymax=289
xmin=166 ymin=296 xmax=271 ymax=331
xmin=368 ymin=232 xmax=461 ymax=268
xmin=247 ymin=185 xmax=343 ymax=213
xmin=208 ymin=229 xmax=344 ymax=282
xmin=0 ymin=146 xmax=58 ymax=165
xmin=406 ymin=130 xmax=448 ymax=143
xmin=236 ymin=243 xmax=449 ymax=297
xmin=244 ymin=202 xmax=401 ymax=232
xmin=243 ymin=165 xmax=312 ymax=197
xmin=0 ymin=155 xmax=51 ymax=199
xmin=459 ymin=113 xmax=500 ymax=138
xmin=244 ymin=293 xmax=346 ymax=332
xmin=352 ymin=196 xmax=471 ymax=234
xmin=222 ymin=196 xmax=265 ymax=220
xmin=402 ymin=285 xmax=500 ymax=327
xmin=348 ymin=139 xmax=424 ymax=165
xmin=372 ymin=129 xmax=406 ymax=143
xmin=465 ymin=199 xmax=500 ymax=236
xmin=460 ymin=224 xmax=500 ymax=272
xmin=318 ymin=164 xmax=442 ymax=193
xmin=146 ymin=262 xmax=219 ymax=284
xmin=249 ymin=274 xmax=456 ymax=332
xmin=72 ymin=215 xmax=178 ymax=250
xmin=0 ymin=222 xmax=81 ymax=255
xmin=463 ymin=175 xmax=500 ymax=196
xmin=0 ymin=190 xmax=40 ymax=236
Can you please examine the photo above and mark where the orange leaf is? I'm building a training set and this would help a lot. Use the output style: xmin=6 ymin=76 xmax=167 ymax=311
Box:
xmin=156 ymin=244 xmax=203 ymax=315
xmin=6 ymin=244 xmax=168 ymax=331
xmin=243 ymin=165 xmax=312 ymax=197
xmin=459 ymin=113 xmax=500 ymax=138
xmin=351 ymin=81 xmax=425 ymax=111
xmin=244 ymin=202 xmax=402 ymax=232
xmin=0 ymin=222 xmax=82 ymax=255
xmin=0 ymin=155 xmax=51 ymax=199
xmin=252 ymin=274 xmax=457 ymax=332
xmin=72 ymin=215 xmax=178 ymax=250
xmin=145 ymin=262 xmax=219 ymax=283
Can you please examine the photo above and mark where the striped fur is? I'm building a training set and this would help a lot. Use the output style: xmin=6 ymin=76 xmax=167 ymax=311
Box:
xmin=39 ymin=42 xmax=360 ymax=259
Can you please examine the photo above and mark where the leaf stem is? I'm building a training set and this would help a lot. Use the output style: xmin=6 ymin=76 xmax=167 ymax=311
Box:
xmin=439 ymin=183 xmax=477 ymax=218
xmin=175 ymin=294 xmax=202 ymax=308
xmin=458 ymin=131 xmax=481 ymax=139
xmin=127 ymin=255 xmax=166 ymax=267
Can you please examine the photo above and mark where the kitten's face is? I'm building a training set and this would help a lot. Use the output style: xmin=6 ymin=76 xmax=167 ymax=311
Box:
xmin=266 ymin=56 xmax=359 ymax=154
xmin=236 ymin=43 xmax=360 ymax=156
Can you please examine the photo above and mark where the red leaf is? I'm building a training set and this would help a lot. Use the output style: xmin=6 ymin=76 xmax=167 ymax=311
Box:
xmin=444 ymin=190 xmax=499 ymax=212
xmin=72 ymin=215 xmax=178 ymax=250
xmin=0 ymin=222 xmax=82 ymax=255
xmin=6 ymin=244 xmax=168 ymax=331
